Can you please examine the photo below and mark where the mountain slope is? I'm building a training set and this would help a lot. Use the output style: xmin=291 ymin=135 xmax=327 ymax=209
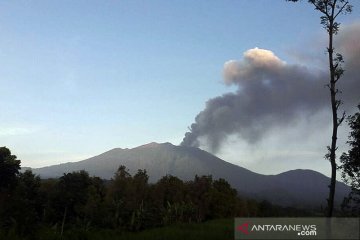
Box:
xmin=30 ymin=142 xmax=349 ymax=208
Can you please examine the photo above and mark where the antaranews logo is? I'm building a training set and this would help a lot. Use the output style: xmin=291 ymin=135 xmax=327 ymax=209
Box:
xmin=235 ymin=217 xmax=360 ymax=240
xmin=236 ymin=222 xmax=317 ymax=236
xmin=236 ymin=222 xmax=251 ymax=235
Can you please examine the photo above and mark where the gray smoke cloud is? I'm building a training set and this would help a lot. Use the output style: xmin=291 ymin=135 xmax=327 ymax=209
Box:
xmin=181 ymin=23 xmax=360 ymax=152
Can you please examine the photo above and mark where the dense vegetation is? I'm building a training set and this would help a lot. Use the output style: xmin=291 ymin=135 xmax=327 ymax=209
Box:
xmin=1 ymin=147 xmax=317 ymax=239
xmin=340 ymin=104 xmax=360 ymax=216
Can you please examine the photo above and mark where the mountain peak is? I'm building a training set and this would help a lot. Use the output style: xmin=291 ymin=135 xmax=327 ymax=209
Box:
xmin=29 ymin=142 xmax=350 ymax=208
xmin=135 ymin=142 xmax=172 ymax=149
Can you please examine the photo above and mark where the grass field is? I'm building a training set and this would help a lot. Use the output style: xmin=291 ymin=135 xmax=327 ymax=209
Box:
xmin=58 ymin=219 xmax=234 ymax=240
xmin=1 ymin=219 xmax=234 ymax=240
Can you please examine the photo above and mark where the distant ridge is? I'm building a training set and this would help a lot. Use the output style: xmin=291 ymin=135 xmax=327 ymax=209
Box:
xmin=28 ymin=142 xmax=350 ymax=208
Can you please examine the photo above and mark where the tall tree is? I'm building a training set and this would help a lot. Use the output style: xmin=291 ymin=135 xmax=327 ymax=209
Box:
xmin=0 ymin=147 xmax=21 ymax=232
xmin=340 ymin=104 xmax=360 ymax=216
xmin=107 ymin=165 xmax=133 ymax=228
xmin=11 ymin=170 xmax=42 ymax=237
xmin=287 ymin=0 xmax=352 ymax=217
xmin=0 ymin=147 xmax=21 ymax=191
xmin=50 ymin=170 xmax=92 ymax=235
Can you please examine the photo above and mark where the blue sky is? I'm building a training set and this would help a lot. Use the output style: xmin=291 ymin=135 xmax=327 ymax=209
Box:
xmin=1 ymin=1 xmax=359 ymax=176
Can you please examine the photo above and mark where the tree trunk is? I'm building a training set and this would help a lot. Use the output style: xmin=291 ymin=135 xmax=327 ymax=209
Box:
xmin=327 ymin=15 xmax=337 ymax=218
xmin=60 ymin=206 xmax=67 ymax=238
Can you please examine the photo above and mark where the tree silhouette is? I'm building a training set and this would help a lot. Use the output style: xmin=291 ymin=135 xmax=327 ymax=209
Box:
xmin=340 ymin=104 xmax=360 ymax=216
xmin=107 ymin=165 xmax=133 ymax=228
xmin=0 ymin=147 xmax=21 ymax=191
xmin=11 ymin=170 xmax=42 ymax=237
xmin=0 ymin=147 xmax=22 ymax=232
xmin=52 ymin=171 xmax=92 ymax=236
xmin=287 ymin=0 xmax=353 ymax=217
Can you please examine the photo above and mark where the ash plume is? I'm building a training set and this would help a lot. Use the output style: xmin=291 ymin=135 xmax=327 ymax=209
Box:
xmin=181 ymin=23 xmax=360 ymax=152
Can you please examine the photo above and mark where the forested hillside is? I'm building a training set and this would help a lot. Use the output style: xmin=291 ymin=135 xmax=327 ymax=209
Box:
xmin=1 ymin=147 xmax=315 ymax=240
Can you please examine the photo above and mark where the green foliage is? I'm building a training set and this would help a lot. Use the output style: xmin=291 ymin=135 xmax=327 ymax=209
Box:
xmin=0 ymin=170 xmax=42 ymax=239
xmin=106 ymin=165 xmax=134 ymax=228
xmin=0 ymin=148 xmax=22 ymax=234
xmin=30 ymin=218 xmax=234 ymax=240
xmin=0 ymin=147 xmax=21 ymax=190
xmin=83 ymin=176 xmax=107 ymax=227
xmin=12 ymin=170 xmax=42 ymax=237
xmin=340 ymin=104 xmax=360 ymax=216
xmin=0 ymin=148 xmax=319 ymax=239
xmin=209 ymin=178 xmax=237 ymax=219
xmin=51 ymin=171 xmax=92 ymax=225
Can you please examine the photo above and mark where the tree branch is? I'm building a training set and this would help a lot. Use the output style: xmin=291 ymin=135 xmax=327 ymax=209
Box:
xmin=338 ymin=111 xmax=346 ymax=126
xmin=334 ymin=1 xmax=350 ymax=19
